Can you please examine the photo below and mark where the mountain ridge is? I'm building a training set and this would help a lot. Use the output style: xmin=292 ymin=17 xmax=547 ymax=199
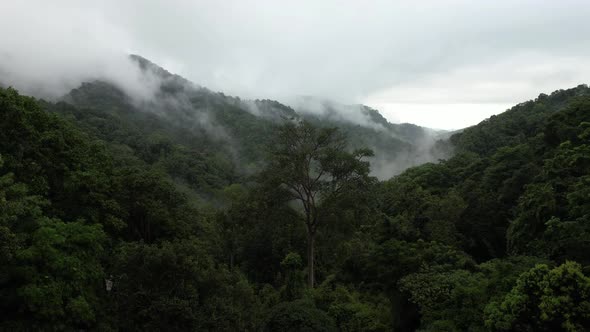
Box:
xmin=57 ymin=54 xmax=450 ymax=180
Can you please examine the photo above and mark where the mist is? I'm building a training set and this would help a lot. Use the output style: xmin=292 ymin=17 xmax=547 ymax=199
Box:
xmin=287 ymin=97 xmax=388 ymax=131
xmin=0 ymin=2 xmax=160 ymax=102
xmin=368 ymin=131 xmax=451 ymax=179
xmin=3 ymin=1 xmax=590 ymax=130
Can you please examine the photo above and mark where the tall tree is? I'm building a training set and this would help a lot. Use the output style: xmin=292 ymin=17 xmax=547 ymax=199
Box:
xmin=265 ymin=120 xmax=373 ymax=287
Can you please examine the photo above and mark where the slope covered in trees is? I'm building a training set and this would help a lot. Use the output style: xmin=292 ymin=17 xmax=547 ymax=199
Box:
xmin=1 ymin=60 xmax=590 ymax=331
xmin=57 ymin=55 xmax=448 ymax=185
xmin=352 ymin=84 xmax=590 ymax=330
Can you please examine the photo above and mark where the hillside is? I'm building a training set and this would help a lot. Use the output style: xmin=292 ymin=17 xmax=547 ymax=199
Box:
xmin=58 ymin=55 xmax=448 ymax=185
xmin=1 ymin=62 xmax=589 ymax=331
xmin=363 ymin=84 xmax=590 ymax=330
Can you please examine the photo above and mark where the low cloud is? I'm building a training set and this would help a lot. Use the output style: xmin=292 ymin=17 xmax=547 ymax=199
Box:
xmin=2 ymin=1 xmax=589 ymax=130
xmin=368 ymin=131 xmax=451 ymax=180
xmin=0 ymin=1 xmax=156 ymax=101
xmin=286 ymin=97 xmax=388 ymax=130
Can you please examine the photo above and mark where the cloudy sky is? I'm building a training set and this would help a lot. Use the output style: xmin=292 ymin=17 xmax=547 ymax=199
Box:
xmin=1 ymin=1 xmax=590 ymax=129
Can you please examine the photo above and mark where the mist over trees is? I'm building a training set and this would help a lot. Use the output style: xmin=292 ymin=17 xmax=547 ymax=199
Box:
xmin=1 ymin=52 xmax=590 ymax=331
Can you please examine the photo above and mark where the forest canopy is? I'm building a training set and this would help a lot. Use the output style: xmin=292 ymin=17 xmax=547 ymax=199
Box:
xmin=1 ymin=80 xmax=590 ymax=331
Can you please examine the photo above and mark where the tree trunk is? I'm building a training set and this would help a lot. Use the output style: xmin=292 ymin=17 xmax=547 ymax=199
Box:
xmin=307 ymin=230 xmax=315 ymax=288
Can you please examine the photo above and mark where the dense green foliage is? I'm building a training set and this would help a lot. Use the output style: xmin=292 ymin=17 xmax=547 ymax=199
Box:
xmin=262 ymin=120 xmax=374 ymax=287
xmin=1 ymin=58 xmax=590 ymax=332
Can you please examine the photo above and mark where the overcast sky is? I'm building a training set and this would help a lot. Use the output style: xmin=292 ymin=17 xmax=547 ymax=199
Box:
xmin=1 ymin=1 xmax=590 ymax=129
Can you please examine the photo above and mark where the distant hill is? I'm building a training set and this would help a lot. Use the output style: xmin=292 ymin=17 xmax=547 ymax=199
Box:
xmin=57 ymin=54 xmax=450 ymax=183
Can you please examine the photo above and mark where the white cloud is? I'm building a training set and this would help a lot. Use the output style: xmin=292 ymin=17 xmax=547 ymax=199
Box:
xmin=364 ymin=53 xmax=590 ymax=129
xmin=0 ymin=1 xmax=161 ymax=100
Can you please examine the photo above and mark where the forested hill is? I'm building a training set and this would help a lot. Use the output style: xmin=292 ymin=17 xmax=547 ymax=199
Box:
xmin=369 ymin=84 xmax=590 ymax=330
xmin=451 ymin=85 xmax=590 ymax=155
xmin=59 ymin=55 xmax=448 ymax=184
xmin=1 ymin=59 xmax=590 ymax=331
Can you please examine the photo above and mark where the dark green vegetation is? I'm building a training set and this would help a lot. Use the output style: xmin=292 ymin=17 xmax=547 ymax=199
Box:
xmin=1 ymin=55 xmax=590 ymax=331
